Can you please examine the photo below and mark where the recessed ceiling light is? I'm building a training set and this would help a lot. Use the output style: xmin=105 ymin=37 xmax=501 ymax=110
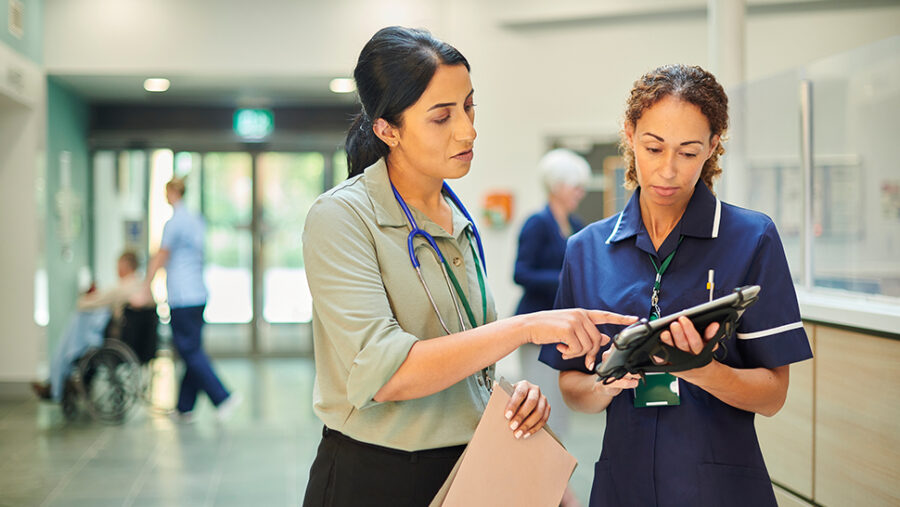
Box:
xmin=329 ymin=78 xmax=356 ymax=94
xmin=143 ymin=78 xmax=170 ymax=93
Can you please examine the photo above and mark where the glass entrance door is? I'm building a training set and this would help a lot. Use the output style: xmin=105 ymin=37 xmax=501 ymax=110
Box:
xmin=200 ymin=152 xmax=254 ymax=352
xmin=109 ymin=147 xmax=336 ymax=355
xmin=256 ymin=152 xmax=325 ymax=354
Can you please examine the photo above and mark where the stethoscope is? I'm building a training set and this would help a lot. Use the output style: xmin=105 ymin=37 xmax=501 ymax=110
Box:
xmin=389 ymin=180 xmax=487 ymax=336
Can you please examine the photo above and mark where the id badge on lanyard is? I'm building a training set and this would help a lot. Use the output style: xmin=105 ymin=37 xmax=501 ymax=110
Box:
xmin=634 ymin=241 xmax=682 ymax=408
xmin=634 ymin=372 xmax=680 ymax=407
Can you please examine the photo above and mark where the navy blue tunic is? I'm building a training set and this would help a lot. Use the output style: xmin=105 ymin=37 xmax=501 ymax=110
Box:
xmin=540 ymin=183 xmax=813 ymax=507
xmin=514 ymin=206 xmax=584 ymax=315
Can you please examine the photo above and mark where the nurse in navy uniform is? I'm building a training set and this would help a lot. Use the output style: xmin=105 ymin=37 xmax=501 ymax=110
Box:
xmin=540 ymin=64 xmax=813 ymax=507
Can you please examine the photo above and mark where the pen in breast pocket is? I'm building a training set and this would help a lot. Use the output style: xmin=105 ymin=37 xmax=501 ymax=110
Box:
xmin=707 ymin=270 xmax=715 ymax=301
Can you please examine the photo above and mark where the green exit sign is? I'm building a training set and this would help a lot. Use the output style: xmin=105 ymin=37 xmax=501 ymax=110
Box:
xmin=233 ymin=109 xmax=274 ymax=140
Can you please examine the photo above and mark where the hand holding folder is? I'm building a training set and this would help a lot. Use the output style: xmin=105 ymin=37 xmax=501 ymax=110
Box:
xmin=430 ymin=378 xmax=577 ymax=507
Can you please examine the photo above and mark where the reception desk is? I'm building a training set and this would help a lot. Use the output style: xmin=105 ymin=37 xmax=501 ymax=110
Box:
xmin=757 ymin=323 xmax=900 ymax=506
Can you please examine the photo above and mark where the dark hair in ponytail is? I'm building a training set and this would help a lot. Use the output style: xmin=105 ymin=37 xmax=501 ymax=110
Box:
xmin=345 ymin=26 xmax=470 ymax=178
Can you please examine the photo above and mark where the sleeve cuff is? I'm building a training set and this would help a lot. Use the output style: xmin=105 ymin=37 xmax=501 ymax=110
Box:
xmin=346 ymin=331 xmax=419 ymax=410
xmin=538 ymin=343 xmax=594 ymax=374
xmin=735 ymin=325 xmax=813 ymax=368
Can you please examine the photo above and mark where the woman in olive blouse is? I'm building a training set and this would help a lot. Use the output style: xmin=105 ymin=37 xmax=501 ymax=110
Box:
xmin=301 ymin=26 xmax=634 ymax=507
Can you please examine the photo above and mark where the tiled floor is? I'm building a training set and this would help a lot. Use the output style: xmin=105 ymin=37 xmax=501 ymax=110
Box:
xmin=0 ymin=357 xmax=606 ymax=507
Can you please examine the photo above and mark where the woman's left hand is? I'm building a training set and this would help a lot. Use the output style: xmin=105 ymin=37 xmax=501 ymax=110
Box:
xmin=504 ymin=380 xmax=550 ymax=440
xmin=655 ymin=317 xmax=721 ymax=380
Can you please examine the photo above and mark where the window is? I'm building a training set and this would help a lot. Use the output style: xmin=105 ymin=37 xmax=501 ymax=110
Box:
xmin=725 ymin=37 xmax=900 ymax=303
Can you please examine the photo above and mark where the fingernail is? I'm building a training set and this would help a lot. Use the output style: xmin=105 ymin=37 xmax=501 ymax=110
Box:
xmin=523 ymin=432 xmax=532 ymax=440
xmin=588 ymin=361 xmax=595 ymax=371
xmin=505 ymin=410 xmax=513 ymax=420
xmin=515 ymin=430 xmax=523 ymax=439
xmin=510 ymin=421 xmax=519 ymax=430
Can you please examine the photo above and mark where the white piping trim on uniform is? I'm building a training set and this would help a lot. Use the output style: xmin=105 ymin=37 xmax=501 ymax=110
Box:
xmin=737 ymin=321 xmax=803 ymax=340
xmin=605 ymin=212 xmax=624 ymax=245
xmin=711 ymin=198 xmax=721 ymax=238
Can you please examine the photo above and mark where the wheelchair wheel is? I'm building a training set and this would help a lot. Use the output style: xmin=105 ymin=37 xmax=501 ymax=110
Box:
xmin=61 ymin=377 xmax=82 ymax=422
xmin=78 ymin=340 xmax=142 ymax=425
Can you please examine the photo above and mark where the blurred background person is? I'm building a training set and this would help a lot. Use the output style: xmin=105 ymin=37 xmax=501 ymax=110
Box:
xmin=514 ymin=148 xmax=590 ymax=314
xmin=32 ymin=251 xmax=154 ymax=402
xmin=147 ymin=177 xmax=241 ymax=422
xmin=513 ymin=148 xmax=590 ymax=507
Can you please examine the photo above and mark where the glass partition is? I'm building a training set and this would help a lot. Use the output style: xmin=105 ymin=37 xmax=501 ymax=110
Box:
xmin=725 ymin=69 xmax=805 ymax=283
xmin=725 ymin=36 xmax=900 ymax=301
xmin=806 ymin=37 xmax=900 ymax=297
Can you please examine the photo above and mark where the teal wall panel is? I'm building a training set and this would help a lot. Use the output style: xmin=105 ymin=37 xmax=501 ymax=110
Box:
xmin=45 ymin=77 xmax=90 ymax=353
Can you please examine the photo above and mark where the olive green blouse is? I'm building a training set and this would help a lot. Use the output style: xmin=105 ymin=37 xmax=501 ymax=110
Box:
xmin=302 ymin=158 xmax=497 ymax=451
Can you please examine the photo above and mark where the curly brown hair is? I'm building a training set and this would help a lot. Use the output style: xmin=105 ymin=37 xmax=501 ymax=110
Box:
xmin=619 ymin=64 xmax=728 ymax=191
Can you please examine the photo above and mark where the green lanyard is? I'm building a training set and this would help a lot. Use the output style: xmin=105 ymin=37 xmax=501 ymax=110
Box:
xmin=648 ymin=237 xmax=683 ymax=320
xmin=438 ymin=230 xmax=487 ymax=330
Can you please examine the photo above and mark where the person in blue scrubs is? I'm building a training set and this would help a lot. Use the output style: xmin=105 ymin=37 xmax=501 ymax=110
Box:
xmin=514 ymin=148 xmax=590 ymax=507
xmin=148 ymin=177 xmax=240 ymax=422
xmin=540 ymin=64 xmax=813 ymax=507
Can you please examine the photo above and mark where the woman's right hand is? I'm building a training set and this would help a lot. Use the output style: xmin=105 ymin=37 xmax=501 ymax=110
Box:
xmin=593 ymin=349 xmax=641 ymax=396
xmin=522 ymin=309 xmax=637 ymax=371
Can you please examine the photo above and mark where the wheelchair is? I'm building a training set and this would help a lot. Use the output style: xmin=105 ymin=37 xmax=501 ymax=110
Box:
xmin=61 ymin=306 xmax=160 ymax=424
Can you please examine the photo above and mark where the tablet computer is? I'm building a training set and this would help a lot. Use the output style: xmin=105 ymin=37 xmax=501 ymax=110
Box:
xmin=595 ymin=285 xmax=760 ymax=382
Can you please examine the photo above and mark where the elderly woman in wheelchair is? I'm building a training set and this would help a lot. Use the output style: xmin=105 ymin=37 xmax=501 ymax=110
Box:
xmin=31 ymin=251 xmax=158 ymax=423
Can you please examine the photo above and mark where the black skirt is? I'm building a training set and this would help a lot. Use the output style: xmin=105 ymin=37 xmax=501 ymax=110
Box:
xmin=302 ymin=426 xmax=466 ymax=507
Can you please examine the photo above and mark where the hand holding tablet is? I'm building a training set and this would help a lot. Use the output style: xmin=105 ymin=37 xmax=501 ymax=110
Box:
xmin=595 ymin=285 xmax=761 ymax=383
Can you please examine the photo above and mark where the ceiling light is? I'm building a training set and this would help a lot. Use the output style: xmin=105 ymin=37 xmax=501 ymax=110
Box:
xmin=329 ymin=78 xmax=356 ymax=94
xmin=143 ymin=78 xmax=170 ymax=93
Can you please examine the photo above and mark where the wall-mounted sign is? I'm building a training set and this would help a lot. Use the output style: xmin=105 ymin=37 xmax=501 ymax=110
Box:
xmin=483 ymin=190 xmax=514 ymax=229
xmin=233 ymin=108 xmax=274 ymax=140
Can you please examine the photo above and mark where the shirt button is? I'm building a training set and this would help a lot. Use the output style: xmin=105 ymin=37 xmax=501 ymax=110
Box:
xmin=452 ymin=257 xmax=462 ymax=267
xmin=476 ymin=376 xmax=484 ymax=386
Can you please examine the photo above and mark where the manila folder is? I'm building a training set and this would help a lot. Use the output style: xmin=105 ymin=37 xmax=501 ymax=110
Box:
xmin=430 ymin=379 xmax=577 ymax=507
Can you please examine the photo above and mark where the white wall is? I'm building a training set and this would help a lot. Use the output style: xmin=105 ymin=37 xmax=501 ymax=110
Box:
xmin=446 ymin=0 xmax=900 ymax=315
xmin=42 ymin=0 xmax=900 ymax=316
xmin=44 ymin=0 xmax=450 ymax=76
xmin=445 ymin=2 xmax=710 ymax=315
xmin=0 ymin=42 xmax=45 ymax=384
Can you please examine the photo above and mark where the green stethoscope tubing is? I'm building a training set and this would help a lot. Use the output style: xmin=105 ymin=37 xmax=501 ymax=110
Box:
xmin=438 ymin=233 xmax=487 ymax=330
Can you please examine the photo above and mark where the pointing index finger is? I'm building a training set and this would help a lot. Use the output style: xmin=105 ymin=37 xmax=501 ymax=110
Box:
xmin=586 ymin=310 xmax=639 ymax=326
